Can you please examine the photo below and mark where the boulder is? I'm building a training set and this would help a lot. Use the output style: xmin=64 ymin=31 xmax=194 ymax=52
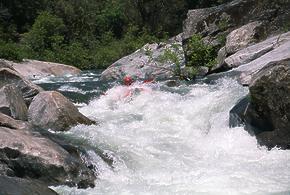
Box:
xmin=0 ymin=85 xmax=28 ymax=120
xmin=10 ymin=59 xmax=81 ymax=78
xmin=182 ymin=0 xmax=290 ymax=67
xmin=0 ymin=127 xmax=96 ymax=187
xmin=225 ymin=31 xmax=290 ymax=69
xmin=0 ymin=176 xmax=58 ymax=195
xmin=225 ymin=21 xmax=264 ymax=55
xmin=0 ymin=60 xmax=15 ymax=70
xmin=237 ymin=32 xmax=290 ymax=85
xmin=28 ymin=91 xmax=95 ymax=131
xmin=230 ymin=59 xmax=290 ymax=149
xmin=0 ymin=112 xmax=29 ymax=130
xmin=101 ymin=34 xmax=185 ymax=81
xmin=229 ymin=96 xmax=274 ymax=135
xmin=211 ymin=46 xmax=228 ymax=72
xmin=0 ymin=68 xmax=43 ymax=105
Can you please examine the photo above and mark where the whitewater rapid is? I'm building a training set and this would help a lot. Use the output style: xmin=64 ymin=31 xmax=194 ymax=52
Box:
xmin=42 ymin=75 xmax=290 ymax=195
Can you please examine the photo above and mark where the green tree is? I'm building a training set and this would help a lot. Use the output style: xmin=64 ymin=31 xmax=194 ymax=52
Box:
xmin=21 ymin=11 xmax=65 ymax=57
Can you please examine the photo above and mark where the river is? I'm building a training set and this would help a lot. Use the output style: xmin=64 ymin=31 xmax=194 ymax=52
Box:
xmin=32 ymin=71 xmax=290 ymax=195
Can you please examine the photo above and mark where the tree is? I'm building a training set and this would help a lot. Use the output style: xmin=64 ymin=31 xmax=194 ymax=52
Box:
xmin=21 ymin=11 xmax=65 ymax=56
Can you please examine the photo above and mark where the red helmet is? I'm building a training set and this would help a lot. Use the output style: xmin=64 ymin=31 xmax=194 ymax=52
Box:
xmin=123 ymin=75 xmax=133 ymax=86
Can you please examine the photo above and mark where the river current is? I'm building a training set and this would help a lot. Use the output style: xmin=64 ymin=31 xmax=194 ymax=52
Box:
xmin=33 ymin=72 xmax=290 ymax=195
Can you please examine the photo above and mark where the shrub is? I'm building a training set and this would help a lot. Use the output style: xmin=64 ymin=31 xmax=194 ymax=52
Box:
xmin=57 ymin=42 xmax=94 ymax=70
xmin=157 ymin=48 xmax=181 ymax=75
xmin=187 ymin=34 xmax=217 ymax=69
xmin=0 ymin=41 xmax=24 ymax=62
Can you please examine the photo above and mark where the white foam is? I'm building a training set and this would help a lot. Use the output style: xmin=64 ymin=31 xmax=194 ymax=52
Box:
xmin=53 ymin=78 xmax=290 ymax=195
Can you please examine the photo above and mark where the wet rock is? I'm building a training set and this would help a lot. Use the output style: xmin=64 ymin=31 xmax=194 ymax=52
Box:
xmin=0 ymin=176 xmax=58 ymax=195
xmin=0 ymin=85 xmax=28 ymax=120
xmin=0 ymin=112 xmax=29 ymax=130
xmin=248 ymin=59 xmax=290 ymax=148
xmin=28 ymin=91 xmax=95 ymax=131
xmin=165 ymin=80 xmax=181 ymax=87
xmin=225 ymin=21 xmax=264 ymax=55
xmin=101 ymin=34 xmax=185 ymax=81
xmin=231 ymin=59 xmax=290 ymax=149
xmin=229 ymin=96 xmax=274 ymax=136
xmin=0 ymin=126 xmax=96 ymax=187
xmin=10 ymin=59 xmax=81 ymax=78
xmin=0 ymin=68 xmax=43 ymax=105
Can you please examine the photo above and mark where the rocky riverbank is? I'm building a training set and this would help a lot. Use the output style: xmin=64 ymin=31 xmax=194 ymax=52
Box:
xmin=0 ymin=60 xmax=96 ymax=194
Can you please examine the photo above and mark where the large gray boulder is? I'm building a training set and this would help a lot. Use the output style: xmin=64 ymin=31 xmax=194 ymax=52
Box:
xmin=101 ymin=34 xmax=185 ymax=81
xmin=225 ymin=21 xmax=264 ymax=55
xmin=0 ymin=126 xmax=96 ymax=187
xmin=28 ymin=91 xmax=95 ymax=131
xmin=236 ymin=32 xmax=290 ymax=85
xmin=0 ymin=68 xmax=43 ymax=105
xmin=230 ymin=58 xmax=290 ymax=149
xmin=0 ymin=85 xmax=28 ymax=120
xmin=225 ymin=31 xmax=290 ymax=69
xmin=9 ymin=59 xmax=81 ymax=78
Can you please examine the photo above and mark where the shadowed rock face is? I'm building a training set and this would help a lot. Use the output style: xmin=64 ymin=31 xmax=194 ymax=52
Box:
xmin=0 ymin=127 xmax=96 ymax=188
xmin=28 ymin=91 xmax=95 ymax=131
xmin=0 ymin=85 xmax=28 ymax=121
xmin=0 ymin=68 xmax=43 ymax=106
xmin=230 ymin=59 xmax=290 ymax=149
xmin=0 ymin=176 xmax=58 ymax=195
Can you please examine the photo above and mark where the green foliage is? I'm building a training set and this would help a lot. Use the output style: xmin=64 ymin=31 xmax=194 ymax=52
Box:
xmin=0 ymin=41 xmax=25 ymax=62
xmin=157 ymin=48 xmax=181 ymax=75
xmin=49 ymin=42 xmax=94 ymax=70
xmin=92 ymin=27 xmax=158 ymax=69
xmin=217 ymin=33 xmax=227 ymax=46
xmin=183 ymin=66 xmax=198 ymax=79
xmin=217 ymin=18 xmax=229 ymax=31
xmin=21 ymin=12 xmax=65 ymax=55
xmin=187 ymin=34 xmax=217 ymax=69
xmin=0 ymin=0 xmax=228 ymax=69
xmin=282 ymin=21 xmax=290 ymax=33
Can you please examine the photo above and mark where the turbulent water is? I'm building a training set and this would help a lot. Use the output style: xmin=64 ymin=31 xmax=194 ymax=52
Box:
xmin=34 ymin=72 xmax=290 ymax=195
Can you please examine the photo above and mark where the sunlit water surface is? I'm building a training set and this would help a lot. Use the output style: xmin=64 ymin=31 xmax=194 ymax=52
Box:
xmin=33 ymin=73 xmax=290 ymax=195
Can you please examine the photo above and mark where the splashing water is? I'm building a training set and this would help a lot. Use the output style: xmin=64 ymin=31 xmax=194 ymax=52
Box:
xmin=51 ymin=77 xmax=290 ymax=195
